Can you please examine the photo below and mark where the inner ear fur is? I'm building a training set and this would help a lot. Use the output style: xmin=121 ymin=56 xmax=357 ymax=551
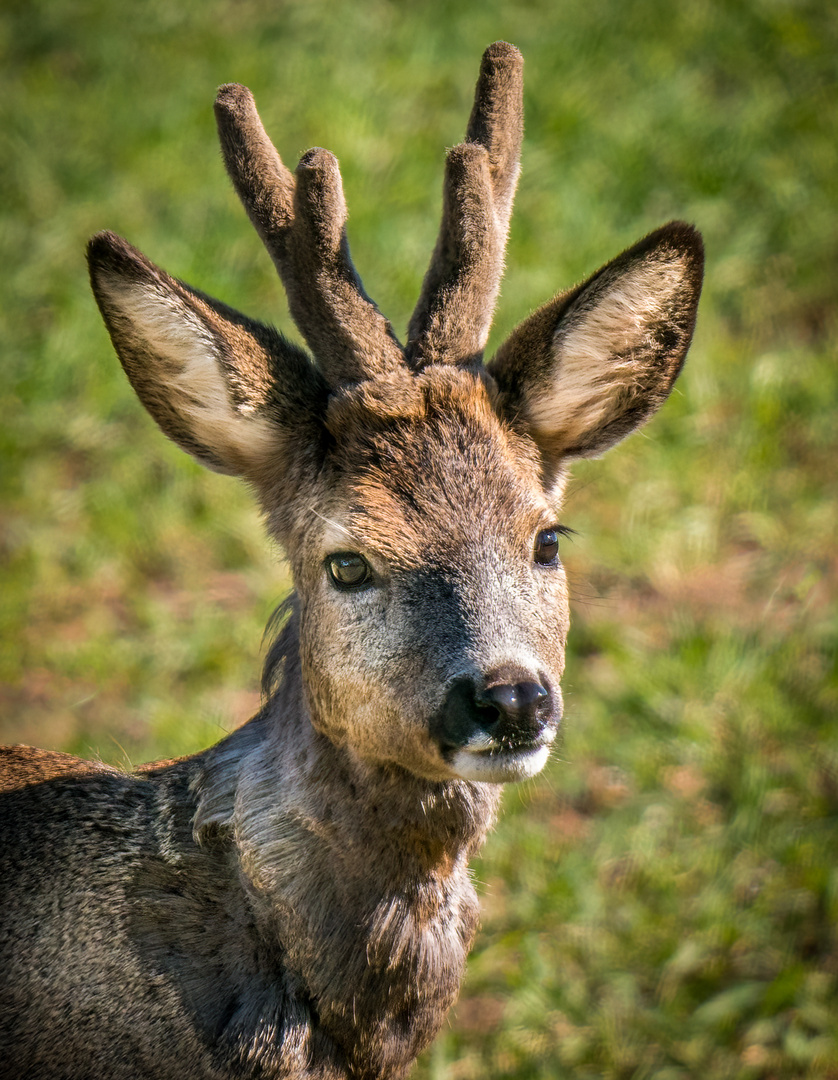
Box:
xmin=488 ymin=221 xmax=704 ymax=463
xmin=88 ymin=231 xmax=324 ymax=477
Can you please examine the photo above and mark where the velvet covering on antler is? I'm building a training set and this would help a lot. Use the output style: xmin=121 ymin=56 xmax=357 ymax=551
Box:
xmin=215 ymin=41 xmax=524 ymax=385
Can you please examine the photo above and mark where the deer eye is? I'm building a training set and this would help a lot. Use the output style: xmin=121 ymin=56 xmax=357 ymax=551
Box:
xmin=533 ymin=528 xmax=560 ymax=565
xmin=326 ymin=552 xmax=373 ymax=591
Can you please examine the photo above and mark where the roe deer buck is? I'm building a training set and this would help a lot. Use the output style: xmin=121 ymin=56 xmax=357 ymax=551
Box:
xmin=0 ymin=42 xmax=703 ymax=1080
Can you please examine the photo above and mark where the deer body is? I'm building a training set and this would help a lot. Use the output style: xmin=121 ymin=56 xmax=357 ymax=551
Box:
xmin=0 ymin=44 xmax=703 ymax=1080
xmin=1 ymin=716 xmax=493 ymax=1079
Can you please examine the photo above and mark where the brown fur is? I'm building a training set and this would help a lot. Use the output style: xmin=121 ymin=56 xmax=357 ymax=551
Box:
xmin=0 ymin=43 xmax=703 ymax=1080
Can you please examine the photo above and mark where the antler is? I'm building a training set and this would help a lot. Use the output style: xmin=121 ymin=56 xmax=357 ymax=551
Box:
xmin=215 ymin=43 xmax=523 ymax=382
xmin=405 ymin=42 xmax=524 ymax=371
xmin=214 ymin=85 xmax=404 ymax=386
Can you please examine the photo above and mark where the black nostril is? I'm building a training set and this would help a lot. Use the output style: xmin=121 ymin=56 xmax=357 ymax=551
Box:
xmin=479 ymin=681 xmax=548 ymax=718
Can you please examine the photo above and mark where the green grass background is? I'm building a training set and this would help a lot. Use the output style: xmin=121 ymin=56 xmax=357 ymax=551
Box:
xmin=2 ymin=0 xmax=837 ymax=1076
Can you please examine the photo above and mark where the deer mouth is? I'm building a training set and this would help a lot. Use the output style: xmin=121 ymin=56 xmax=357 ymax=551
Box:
xmin=449 ymin=737 xmax=556 ymax=784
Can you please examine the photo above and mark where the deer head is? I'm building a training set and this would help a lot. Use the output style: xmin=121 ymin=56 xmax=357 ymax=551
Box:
xmin=87 ymin=43 xmax=703 ymax=787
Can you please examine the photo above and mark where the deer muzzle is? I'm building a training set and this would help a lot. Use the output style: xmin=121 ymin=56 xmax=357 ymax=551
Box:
xmin=430 ymin=666 xmax=561 ymax=783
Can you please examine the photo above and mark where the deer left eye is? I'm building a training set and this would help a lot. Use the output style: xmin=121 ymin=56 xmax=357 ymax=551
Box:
xmin=533 ymin=529 xmax=560 ymax=565
xmin=326 ymin=552 xmax=373 ymax=590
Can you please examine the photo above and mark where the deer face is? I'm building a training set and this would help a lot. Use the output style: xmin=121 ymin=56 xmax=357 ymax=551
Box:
xmin=289 ymin=367 xmax=569 ymax=783
xmin=87 ymin=43 xmax=702 ymax=786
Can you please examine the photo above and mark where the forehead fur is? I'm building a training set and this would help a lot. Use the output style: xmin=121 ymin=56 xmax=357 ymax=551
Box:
xmin=321 ymin=366 xmax=547 ymax=568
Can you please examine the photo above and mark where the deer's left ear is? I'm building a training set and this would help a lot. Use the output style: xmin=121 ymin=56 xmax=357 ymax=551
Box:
xmin=488 ymin=222 xmax=703 ymax=466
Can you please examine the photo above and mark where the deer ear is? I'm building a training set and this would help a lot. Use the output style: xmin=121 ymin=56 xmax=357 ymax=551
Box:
xmin=488 ymin=222 xmax=703 ymax=466
xmin=88 ymin=232 xmax=321 ymax=478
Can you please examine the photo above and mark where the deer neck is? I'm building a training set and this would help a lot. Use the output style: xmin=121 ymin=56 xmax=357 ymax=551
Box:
xmin=191 ymin=647 xmax=502 ymax=1077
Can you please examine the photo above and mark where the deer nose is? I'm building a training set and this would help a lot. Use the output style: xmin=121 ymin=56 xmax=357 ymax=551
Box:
xmin=429 ymin=668 xmax=558 ymax=759
xmin=477 ymin=681 xmax=548 ymax=721
xmin=474 ymin=677 xmax=550 ymax=739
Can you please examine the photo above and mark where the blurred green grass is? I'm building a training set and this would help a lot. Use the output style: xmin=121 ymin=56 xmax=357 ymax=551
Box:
xmin=2 ymin=1 xmax=837 ymax=1076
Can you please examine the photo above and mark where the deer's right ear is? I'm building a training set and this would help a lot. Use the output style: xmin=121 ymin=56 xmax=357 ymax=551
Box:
xmin=488 ymin=222 xmax=703 ymax=471
xmin=88 ymin=232 xmax=324 ymax=478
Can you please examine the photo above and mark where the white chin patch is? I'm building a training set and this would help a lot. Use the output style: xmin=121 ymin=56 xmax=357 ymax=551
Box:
xmin=450 ymin=743 xmax=551 ymax=784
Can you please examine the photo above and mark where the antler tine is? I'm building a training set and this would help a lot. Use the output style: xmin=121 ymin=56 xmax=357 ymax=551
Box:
xmin=405 ymin=42 xmax=524 ymax=371
xmin=215 ymin=85 xmax=403 ymax=386
xmin=215 ymin=84 xmax=296 ymax=264
xmin=464 ymin=41 xmax=524 ymax=233
xmin=288 ymin=149 xmax=404 ymax=385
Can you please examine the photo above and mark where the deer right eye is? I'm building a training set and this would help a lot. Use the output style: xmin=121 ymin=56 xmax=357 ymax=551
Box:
xmin=326 ymin=553 xmax=373 ymax=591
